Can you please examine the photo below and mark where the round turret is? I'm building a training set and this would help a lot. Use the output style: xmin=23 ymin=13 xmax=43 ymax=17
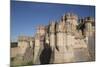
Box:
xmin=84 ymin=17 xmax=94 ymax=36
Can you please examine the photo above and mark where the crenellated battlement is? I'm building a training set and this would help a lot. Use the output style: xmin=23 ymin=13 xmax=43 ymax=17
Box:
xmin=65 ymin=13 xmax=78 ymax=20
xmin=84 ymin=17 xmax=94 ymax=23
xmin=61 ymin=13 xmax=78 ymax=23
xmin=18 ymin=36 xmax=34 ymax=41
xmin=18 ymin=36 xmax=31 ymax=42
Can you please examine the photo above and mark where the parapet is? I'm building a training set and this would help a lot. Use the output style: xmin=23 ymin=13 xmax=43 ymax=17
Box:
xmin=84 ymin=17 xmax=94 ymax=23
xmin=18 ymin=36 xmax=33 ymax=42
xmin=49 ymin=21 xmax=56 ymax=26
xmin=79 ymin=18 xmax=84 ymax=23
xmin=65 ymin=13 xmax=78 ymax=20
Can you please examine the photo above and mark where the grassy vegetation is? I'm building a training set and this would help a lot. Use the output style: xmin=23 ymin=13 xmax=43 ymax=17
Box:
xmin=11 ymin=56 xmax=33 ymax=67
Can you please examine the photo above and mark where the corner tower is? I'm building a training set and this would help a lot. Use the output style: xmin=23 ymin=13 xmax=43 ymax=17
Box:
xmin=65 ymin=13 xmax=78 ymax=34
xmin=84 ymin=17 xmax=94 ymax=37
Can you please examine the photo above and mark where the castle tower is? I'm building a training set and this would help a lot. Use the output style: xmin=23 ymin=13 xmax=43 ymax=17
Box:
xmin=65 ymin=13 xmax=78 ymax=34
xmin=49 ymin=21 xmax=56 ymax=51
xmin=64 ymin=13 xmax=79 ymax=62
xmin=18 ymin=36 xmax=30 ymax=56
xmin=16 ymin=36 xmax=34 ymax=65
xmin=84 ymin=17 xmax=94 ymax=37
xmin=33 ymin=25 xmax=46 ymax=64
xmin=54 ymin=14 xmax=68 ymax=63
xmin=84 ymin=17 xmax=95 ymax=61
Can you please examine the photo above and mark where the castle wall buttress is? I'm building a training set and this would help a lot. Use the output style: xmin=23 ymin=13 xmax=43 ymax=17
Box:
xmin=49 ymin=22 xmax=56 ymax=51
xmin=33 ymin=35 xmax=41 ymax=64
xmin=84 ymin=17 xmax=95 ymax=61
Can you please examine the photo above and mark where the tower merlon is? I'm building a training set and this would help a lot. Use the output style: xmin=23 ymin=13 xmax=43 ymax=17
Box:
xmin=65 ymin=13 xmax=78 ymax=20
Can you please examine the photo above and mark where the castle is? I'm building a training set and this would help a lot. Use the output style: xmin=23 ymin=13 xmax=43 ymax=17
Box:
xmin=11 ymin=13 xmax=95 ymax=66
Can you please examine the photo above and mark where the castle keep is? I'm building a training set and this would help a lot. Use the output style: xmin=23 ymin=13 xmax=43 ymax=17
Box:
xmin=11 ymin=13 xmax=95 ymax=65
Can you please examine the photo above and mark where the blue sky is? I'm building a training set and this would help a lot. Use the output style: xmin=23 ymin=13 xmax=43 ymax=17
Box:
xmin=11 ymin=1 xmax=95 ymax=41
